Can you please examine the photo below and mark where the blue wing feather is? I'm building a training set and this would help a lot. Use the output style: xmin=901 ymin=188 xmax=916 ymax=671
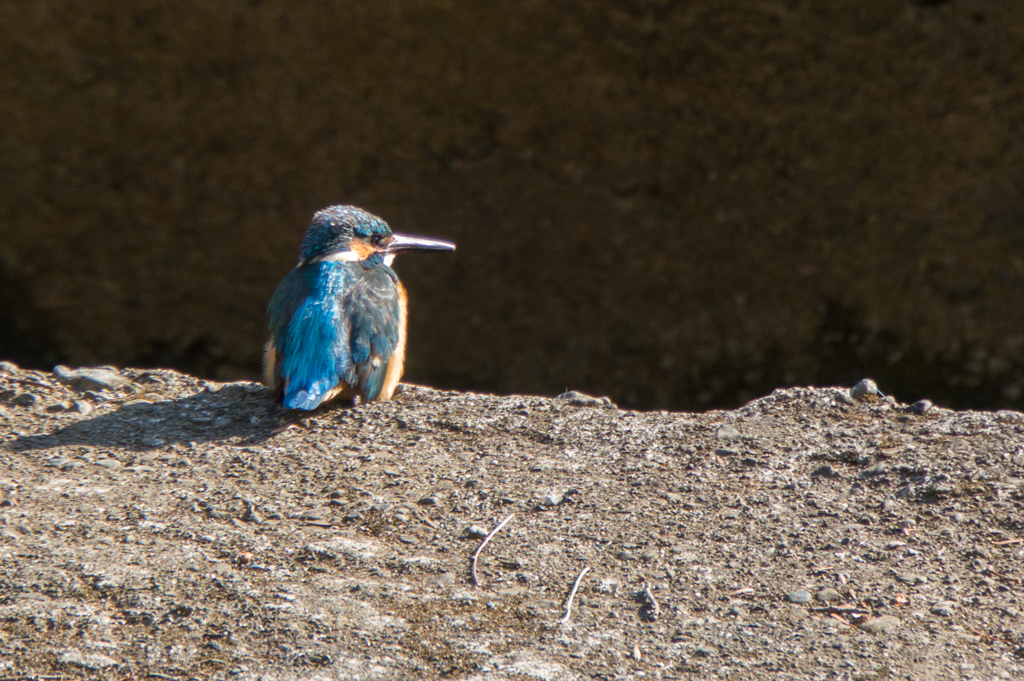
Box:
xmin=266 ymin=260 xmax=400 ymax=409
xmin=267 ymin=263 xmax=352 ymax=409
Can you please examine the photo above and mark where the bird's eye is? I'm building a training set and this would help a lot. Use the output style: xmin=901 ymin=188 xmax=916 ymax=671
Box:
xmin=371 ymin=234 xmax=383 ymax=246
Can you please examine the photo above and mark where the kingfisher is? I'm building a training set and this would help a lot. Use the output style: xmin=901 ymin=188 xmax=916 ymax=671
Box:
xmin=263 ymin=205 xmax=455 ymax=410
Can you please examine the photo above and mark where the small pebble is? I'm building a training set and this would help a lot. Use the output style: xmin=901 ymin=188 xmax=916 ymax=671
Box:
xmin=859 ymin=615 xmax=900 ymax=634
xmin=57 ymin=649 xmax=119 ymax=670
xmin=11 ymin=393 xmax=39 ymax=408
xmin=786 ymin=589 xmax=813 ymax=604
xmin=897 ymin=573 xmax=926 ymax=585
xmin=858 ymin=513 xmax=878 ymax=525
xmin=931 ymin=601 xmax=956 ymax=617
xmin=815 ymin=588 xmax=842 ymax=603
xmin=539 ymin=492 xmax=563 ymax=507
xmin=417 ymin=495 xmax=440 ymax=506
xmin=426 ymin=572 xmax=455 ymax=587
xmin=862 ymin=464 xmax=888 ymax=477
xmin=908 ymin=400 xmax=933 ymax=415
xmin=851 ymin=379 xmax=881 ymax=401
xmin=716 ymin=424 xmax=740 ymax=440
xmin=812 ymin=465 xmax=841 ymax=479
xmin=556 ymin=391 xmax=613 ymax=407
xmin=464 ymin=525 xmax=488 ymax=539
xmin=54 ymin=365 xmax=130 ymax=391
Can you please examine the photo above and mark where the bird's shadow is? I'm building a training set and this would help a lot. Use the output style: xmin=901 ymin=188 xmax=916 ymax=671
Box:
xmin=8 ymin=384 xmax=300 ymax=454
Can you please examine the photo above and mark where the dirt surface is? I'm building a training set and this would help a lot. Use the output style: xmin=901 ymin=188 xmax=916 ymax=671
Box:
xmin=3 ymin=2 xmax=1024 ymax=411
xmin=2 ymin=362 xmax=1024 ymax=679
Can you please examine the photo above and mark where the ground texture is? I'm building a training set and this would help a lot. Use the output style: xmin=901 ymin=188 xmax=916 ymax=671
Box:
xmin=2 ymin=363 xmax=1024 ymax=679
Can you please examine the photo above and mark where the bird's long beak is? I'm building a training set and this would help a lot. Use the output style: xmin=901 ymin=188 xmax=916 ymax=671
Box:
xmin=386 ymin=234 xmax=456 ymax=253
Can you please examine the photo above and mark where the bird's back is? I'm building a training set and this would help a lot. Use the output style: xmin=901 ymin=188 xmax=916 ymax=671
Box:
xmin=265 ymin=260 xmax=403 ymax=409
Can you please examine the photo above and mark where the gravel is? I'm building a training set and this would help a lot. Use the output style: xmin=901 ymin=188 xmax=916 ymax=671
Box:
xmin=1 ymin=366 xmax=1023 ymax=679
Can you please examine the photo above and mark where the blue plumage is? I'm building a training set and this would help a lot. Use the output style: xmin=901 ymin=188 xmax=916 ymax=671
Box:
xmin=264 ymin=206 xmax=454 ymax=410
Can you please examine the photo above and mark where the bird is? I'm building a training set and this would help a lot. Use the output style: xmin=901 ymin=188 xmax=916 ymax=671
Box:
xmin=263 ymin=205 xmax=455 ymax=410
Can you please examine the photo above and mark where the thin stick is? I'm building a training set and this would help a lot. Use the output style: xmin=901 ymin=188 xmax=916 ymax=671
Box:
xmin=810 ymin=605 xmax=871 ymax=615
xmin=641 ymin=582 xmax=661 ymax=621
xmin=471 ymin=513 xmax=515 ymax=587
xmin=558 ymin=566 xmax=591 ymax=624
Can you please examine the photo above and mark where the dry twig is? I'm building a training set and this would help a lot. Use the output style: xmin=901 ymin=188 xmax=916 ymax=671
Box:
xmin=991 ymin=538 xmax=1023 ymax=546
xmin=983 ymin=565 xmax=1022 ymax=583
xmin=558 ymin=566 xmax=591 ymax=624
xmin=970 ymin=627 xmax=1011 ymax=644
xmin=810 ymin=605 xmax=871 ymax=616
xmin=470 ymin=513 xmax=515 ymax=587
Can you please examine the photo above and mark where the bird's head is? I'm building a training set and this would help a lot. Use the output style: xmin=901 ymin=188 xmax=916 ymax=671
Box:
xmin=298 ymin=205 xmax=455 ymax=267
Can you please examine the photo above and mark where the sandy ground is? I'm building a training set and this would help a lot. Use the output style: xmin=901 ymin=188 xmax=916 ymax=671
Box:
xmin=1 ymin=362 xmax=1023 ymax=679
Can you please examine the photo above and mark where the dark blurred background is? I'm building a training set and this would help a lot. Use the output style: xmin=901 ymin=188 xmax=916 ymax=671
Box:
xmin=2 ymin=0 xmax=1023 ymax=411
